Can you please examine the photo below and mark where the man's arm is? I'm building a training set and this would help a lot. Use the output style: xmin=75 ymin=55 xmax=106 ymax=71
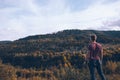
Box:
xmin=98 ymin=44 xmax=103 ymax=61
xmin=99 ymin=48 xmax=103 ymax=61
xmin=86 ymin=52 xmax=90 ymax=61
xmin=86 ymin=45 xmax=90 ymax=61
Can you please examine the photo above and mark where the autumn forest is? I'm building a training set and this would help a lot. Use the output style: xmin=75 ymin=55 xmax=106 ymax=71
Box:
xmin=0 ymin=30 xmax=120 ymax=80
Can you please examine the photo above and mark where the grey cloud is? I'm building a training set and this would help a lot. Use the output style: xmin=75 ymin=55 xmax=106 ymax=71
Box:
xmin=99 ymin=19 xmax=120 ymax=30
xmin=106 ymin=19 xmax=120 ymax=27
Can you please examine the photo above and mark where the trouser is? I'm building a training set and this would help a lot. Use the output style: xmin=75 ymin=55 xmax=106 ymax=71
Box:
xmin=88 ymin=59 xmax=106 ymax=80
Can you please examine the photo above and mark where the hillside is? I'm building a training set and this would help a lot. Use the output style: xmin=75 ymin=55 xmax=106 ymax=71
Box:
xmin=0 ymin=30 xmax=120 ymax=56
xmin=0 ymin=30 xmax=120 ymax=80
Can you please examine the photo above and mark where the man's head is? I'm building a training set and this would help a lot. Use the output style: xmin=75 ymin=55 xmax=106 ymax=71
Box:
xmin=90 ymin=34 xmax=97 ymax=41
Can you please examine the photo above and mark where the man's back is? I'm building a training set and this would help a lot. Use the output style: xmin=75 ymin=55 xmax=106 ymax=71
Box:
xmin=88 ymin=42 xmax=102 ymax=60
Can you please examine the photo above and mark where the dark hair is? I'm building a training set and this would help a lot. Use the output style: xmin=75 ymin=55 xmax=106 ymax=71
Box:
xmin=90 ymin=34 xmax=97 ymax=41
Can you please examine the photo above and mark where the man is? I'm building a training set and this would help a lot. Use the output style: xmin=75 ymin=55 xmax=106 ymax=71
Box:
xmin=86 ymin=34 xmax=106 ymax=80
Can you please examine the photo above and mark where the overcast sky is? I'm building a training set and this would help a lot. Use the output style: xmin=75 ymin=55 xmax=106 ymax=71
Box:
xmin=0 ymin=0 xmax=120 ymax=41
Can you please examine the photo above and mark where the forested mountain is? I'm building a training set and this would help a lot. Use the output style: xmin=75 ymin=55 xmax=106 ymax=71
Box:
xmin=0 ymin=30 xmax=120 ymax=56
xmin=0 ymin=30 xmax=120 ymax=80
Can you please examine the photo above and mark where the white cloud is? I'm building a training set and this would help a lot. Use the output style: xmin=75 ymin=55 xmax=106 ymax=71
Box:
xmin=0 ymin=0 xmax=120 ymax=41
